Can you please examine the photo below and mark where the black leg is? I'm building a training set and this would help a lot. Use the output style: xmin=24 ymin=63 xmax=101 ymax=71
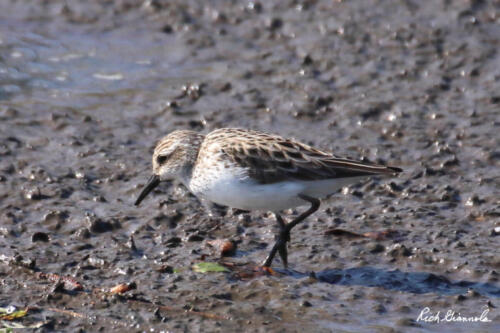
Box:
xmin=263 ymin=194 xmax=320 ymax=268
xmin=276 ymin=214 xmax=289 ymax=267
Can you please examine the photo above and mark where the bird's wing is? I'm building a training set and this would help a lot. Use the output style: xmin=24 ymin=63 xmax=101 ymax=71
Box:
xmin=211 ymin=128 xmax=401 ymax=184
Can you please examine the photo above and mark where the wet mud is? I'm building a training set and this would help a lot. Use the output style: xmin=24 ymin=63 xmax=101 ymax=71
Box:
xmin=0 ymin=0 xmax=499 ymax=332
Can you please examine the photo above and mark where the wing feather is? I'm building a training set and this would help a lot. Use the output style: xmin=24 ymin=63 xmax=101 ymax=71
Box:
xmin=208 ymin=128 xmax=402 ymax=184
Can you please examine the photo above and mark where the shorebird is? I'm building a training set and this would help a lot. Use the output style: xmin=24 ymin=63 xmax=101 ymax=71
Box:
xmin=135 ymin=128 xmax=402 ymax=267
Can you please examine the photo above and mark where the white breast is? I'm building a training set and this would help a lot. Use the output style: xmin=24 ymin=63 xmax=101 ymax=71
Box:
xmin=187 ymin=162 xmax=368 ymax=211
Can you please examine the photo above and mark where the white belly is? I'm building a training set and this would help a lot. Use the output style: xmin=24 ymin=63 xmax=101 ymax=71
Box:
xmin=204 ymin=180 xmax=306 ymax=211
xmin=188 ymin=165 xmax=368 ymax=211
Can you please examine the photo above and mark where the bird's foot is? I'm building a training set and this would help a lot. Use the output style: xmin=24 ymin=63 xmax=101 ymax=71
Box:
xmin=263 ymin=227 xmax=291 ymax=268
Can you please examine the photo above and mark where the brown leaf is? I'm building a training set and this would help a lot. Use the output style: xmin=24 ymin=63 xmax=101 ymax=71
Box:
xmin=325 ymin=228 xmax=400 ymax=241
xmin=324 ymin=228 xmax=364 ymax=238
xmin=207 ymin=239 xmax=236 ymax=256
xmin=362 ymin=229 xmax=399 ymax=240
xmin=36 ymin=272 xmax=83 ymax=291
xmin=109 ymin=282 xmax=136 ymax=294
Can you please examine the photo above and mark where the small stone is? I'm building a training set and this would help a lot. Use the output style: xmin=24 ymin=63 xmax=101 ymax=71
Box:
xmin=74 ymin=227 xmax=91 ymax=239
xmin=438 ymin=185 xmax=460 ymax=202
xmin=466 ymin=289 xmax=480 ymax=297
xmin=490 ymin=96 xmax=500 ymax=104
xmin=42 ymin=210 xmax=68 ymax=230
xmin=187 ymin=234 xmax=205 ymax=242
xmin=24 ymin=187 xmax=44 ymax=200
xmin=32 ymin=232 xmax=50 ymax=242
xmin=301 ymin=300 xmax=313 ymax=307
xmin=373 ymin=304 xmax=386 ymax=314
xmin=207 ymin=239 xmax=236 ymax=256
xmin=155 ymin=265 xmax=174 ymax=274
xmin=302 ymin=55 xmax=313 ymax=65
xmin=12 ymin=254 xmax=36 ymax=269
xmin=0 ymin=227 xmax=13 ymax=237
xmin=161 ymin=24 xmax=173 ymax=34
xmin=73 ymin=243 xmax=93 ymax=251
xmin=212 ymin=292 xmax=232 ymax=301
xmin=219 ymin=82 xmax=232 ymax=92
xmin=368 ymin=243 xmax=385 ymax=254
xmin=247 ymin=1 xmax=262 ymax=12
xmin=396 ymin=318 xmax=419 ymax=327
xmin=93 ymin=195 xmax=107 ymax=202
xmin=487 ymin=151 xmax=500 ymax=162
xmin=267 ymin=17 xmax=283 ymax=30
xmin=87 ymin=256 xmax=106 ymax=267
xmin=85 ymin=215 xmax=115 ymax=233
xmin=166 ymin=236 xmax=182 ymax=247
xmin=0 ymin=107 xmax=19 ymax=118
xmin=465 ymin=195 xmax=483 ymax=207
xmin=388 ymin=244 xmax=412 ymax=257
xmin=165 ymin=100 xmax=178 ymax=109
xmin=75 ymin=171 xmax=85 ymax=179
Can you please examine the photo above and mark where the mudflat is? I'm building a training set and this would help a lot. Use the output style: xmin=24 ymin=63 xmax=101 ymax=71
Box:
xmin=0 ymin=1 xmax=499 ymax=332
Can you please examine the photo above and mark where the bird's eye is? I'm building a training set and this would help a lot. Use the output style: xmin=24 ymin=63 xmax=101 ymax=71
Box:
xmin=156 ymin=154 xmax=169 ymax=164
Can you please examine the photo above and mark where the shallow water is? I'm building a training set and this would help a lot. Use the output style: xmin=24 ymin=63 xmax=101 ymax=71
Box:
xmin=1 ymin=0 xmax=499 ymax=332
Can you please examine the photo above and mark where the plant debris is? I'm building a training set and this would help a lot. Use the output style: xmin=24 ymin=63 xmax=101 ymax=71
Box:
xmin=0 ymin=307 xmax=28 ymax=321
xmin=36 ymin=272 xmax=84 ymax=291
xmin=206 ymin=239 xmax=236 ymax=256
xmin=109 ymin=282 xmax=137 ymax=294
xmin=192 ymin=262 xmax=229 ymax=273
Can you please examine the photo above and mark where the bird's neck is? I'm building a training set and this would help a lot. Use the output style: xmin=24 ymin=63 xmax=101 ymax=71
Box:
xmin=178 ymin=132 xmax=204 ymax=186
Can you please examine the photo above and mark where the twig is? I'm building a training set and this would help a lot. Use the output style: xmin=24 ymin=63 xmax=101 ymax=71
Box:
xmin=47 ymin=307 xmax=86 ymax=318
xmin=127 ymin=299 xmax=229 ymax=321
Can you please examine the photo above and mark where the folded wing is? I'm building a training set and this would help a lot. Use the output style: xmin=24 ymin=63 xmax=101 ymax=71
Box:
xmin=218 ymin=130 xmax=402 ymax=184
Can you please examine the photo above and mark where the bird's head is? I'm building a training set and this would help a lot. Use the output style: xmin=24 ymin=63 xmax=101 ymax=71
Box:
xmin=134 ymin=130 xmax=203 ymax=206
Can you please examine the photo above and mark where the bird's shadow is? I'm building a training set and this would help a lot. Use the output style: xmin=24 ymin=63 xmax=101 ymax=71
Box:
xmin=277 ymin=266 xmax=500 ymax=298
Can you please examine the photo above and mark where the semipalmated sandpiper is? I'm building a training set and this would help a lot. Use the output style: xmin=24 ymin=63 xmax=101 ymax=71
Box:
xmin=135 ymin=128 xmax=402 ymax=267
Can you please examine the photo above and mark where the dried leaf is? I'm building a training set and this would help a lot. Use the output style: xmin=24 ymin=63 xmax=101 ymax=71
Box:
xmin=362 ymin=229 xmax=398 ymax=240
xmin=47 ymin=308 xmax=86 ymax=318
xmin=0 ymin=308 xmax=28 ymax=321
xmin=207 ymin=239 xmax=236 ymax=256
xmin=325 ymin=228 xmax=400 ymax=241
xmin=192 ymin=262 xmax=229 ymax=273
xmin=324 ymin=228 xmax=363 ymax=238
xmin=1 ymin=320 xmax=49 ymax=329
xmin=109 ymin=282 xmax=136 ymax=294
xmin=36 ymin=272 xmax=83 ymax=291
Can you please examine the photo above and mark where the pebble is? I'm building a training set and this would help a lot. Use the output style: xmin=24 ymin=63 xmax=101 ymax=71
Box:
xmin=42 ymin=210 xmax=68 ymax=230
xmin=24 ymin=187 xmax=44 ymax=200
xmin=85 ymin=215 xmax=117 ymax=233
xmin=368 ymin=242 xmax=385 ymax=254
xmin=32 ymin=232 xmax=50 ymax=242
xmin=166 ymin=237 xmax=182 ymax=247
xmin=301 ymin=300 xmax=312 ymax=307
xmin=74 ymin=227 xmax=91 ymax=239
xmin=396 ymin=318 xmax=419 ymax=327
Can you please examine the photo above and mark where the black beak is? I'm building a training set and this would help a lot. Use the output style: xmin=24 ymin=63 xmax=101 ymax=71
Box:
xmin=134 ymin=175 xmax=160 ymax=206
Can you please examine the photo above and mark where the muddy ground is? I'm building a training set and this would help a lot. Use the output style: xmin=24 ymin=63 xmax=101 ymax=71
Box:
xmin=0 ymin=0 xmax=499 ymax=332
